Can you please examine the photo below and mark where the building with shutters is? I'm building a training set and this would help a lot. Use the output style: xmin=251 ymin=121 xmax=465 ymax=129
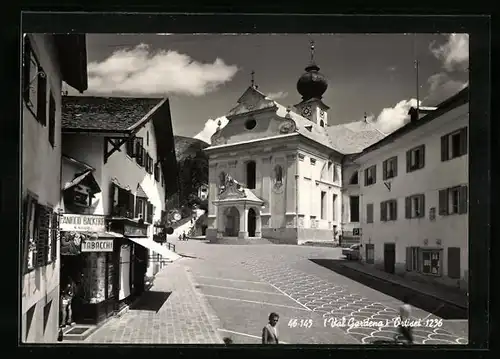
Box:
xmin=58 ymin=95 xmax=180 ymax=328
xmin=21 ymin=34 xmax=88 ymax=343
xmin=354 ymin=87 xmax=469 ymax=291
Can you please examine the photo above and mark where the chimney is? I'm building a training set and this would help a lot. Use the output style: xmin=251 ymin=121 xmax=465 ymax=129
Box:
xmin=408 ymin=107 xmax=418 ymax=122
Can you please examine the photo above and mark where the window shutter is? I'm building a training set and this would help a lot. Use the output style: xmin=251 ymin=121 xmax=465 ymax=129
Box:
xmin=23 ymin=38 xmax=31 ymax=102
xmin=419 ymin=194 xmax=426 ymax=218
xmin=128 ymin=192 xmax=134 ymax=217
xmin=438 ymin=189 xmax=448 ymax=215
xmin=36 ymin=205 xmax=50 ymax=267
xmin=393 ymin=158 xmax=398 ymax=177
xmin=460 ymin=127 xmax=468 ymax=156
xmin=380 ymin=202 xmax=386 ymax=221
xmin=459 ymin=185 xmax=468 ymax=214
xmin=51 ymin=211 xmax=59 ymax=262
xmin=135 ymin=198 xmax=141 ymax=218
xmin=441 ymin=135 xmax=449 ymax=161
xmin=22 ymin=196 xmax=33 ymax=273
xmin=382 ymin=160 xmax=387 ymax=180
xmin=367 ymin=204 xmax=373 ymax=223
xmin=37 ymin=70 xmax=47 ymax=126
xmin=406 ymin=247 xmax=412 ymax=271
xmin=364 ymin=169 xmax=368 ymax=186
xmin=406 ymin=150 xmax=411 ymax=172
xmin=419 ymin=145 xmax=425 ymax=168
xmin=373 ymin=166 xmax=376 ymax=183
xmin=392 ymin=200 xmax=397 ymax=220
xmin=405 ymin=197 xmax=411 ymax=219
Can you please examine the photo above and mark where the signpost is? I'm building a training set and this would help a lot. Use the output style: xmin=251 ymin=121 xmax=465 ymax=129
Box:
xmin=60 ymin=214 xmax=106 ymax=233
xmin=81 ymin=239 xmax=114 ymax=252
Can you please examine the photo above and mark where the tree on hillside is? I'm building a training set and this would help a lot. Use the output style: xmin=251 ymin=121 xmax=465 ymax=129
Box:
xmin=177 ymin=149 xmax=208 ymax=206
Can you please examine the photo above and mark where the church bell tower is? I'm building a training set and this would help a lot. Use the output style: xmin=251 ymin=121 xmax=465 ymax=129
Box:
xmin=294 ymin=40 xmax=330 ymax=128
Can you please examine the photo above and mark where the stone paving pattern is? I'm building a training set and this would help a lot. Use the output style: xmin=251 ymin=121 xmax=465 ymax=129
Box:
xmin=85 ymin=260 xmax=223 ymax=344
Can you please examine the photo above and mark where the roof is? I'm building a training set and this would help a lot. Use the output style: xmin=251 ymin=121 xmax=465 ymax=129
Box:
xmin=62 ymin=169 xmax=101 ymax=194
xmin=61 ymin=96 xmax=165 ymax=132
xmin=53 ymin=34 xmax=88 ymax=93
xmin=62 ymin=154 xmax=95 ymax=171
xmin=358 ymin=86 xmax=469 ymax=157
xmin=136 ymin=184 xmax=148 ymax=198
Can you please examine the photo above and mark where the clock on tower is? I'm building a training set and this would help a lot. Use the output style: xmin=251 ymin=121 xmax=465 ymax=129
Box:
xmin=301 ymin=105 xmax=312 ymax=118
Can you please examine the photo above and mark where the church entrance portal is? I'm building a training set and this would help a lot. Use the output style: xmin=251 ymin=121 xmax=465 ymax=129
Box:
xmin=248 ymin=208 xmax=257 ymax=237
xmin=224 ymin=207 xmax=240 ymax=237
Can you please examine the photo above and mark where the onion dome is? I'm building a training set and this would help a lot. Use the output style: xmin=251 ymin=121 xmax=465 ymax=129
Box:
xmin=297 ymin=62 xmax=328 ymax=101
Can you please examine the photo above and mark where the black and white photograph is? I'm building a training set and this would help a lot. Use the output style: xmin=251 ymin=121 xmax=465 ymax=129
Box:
xmin=20 ymin=30 xmax=473 ymax=346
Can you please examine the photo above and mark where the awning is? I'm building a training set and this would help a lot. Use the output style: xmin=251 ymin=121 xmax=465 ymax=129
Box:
xmin=127 ymin=237 xmax=181 ymax=262
xmin=63 ymin=170 xmax=101 ymax=193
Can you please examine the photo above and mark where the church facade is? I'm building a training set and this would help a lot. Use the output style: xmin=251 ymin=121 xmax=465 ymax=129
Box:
xmin=204 ymin=50 xmax=385 ymax=244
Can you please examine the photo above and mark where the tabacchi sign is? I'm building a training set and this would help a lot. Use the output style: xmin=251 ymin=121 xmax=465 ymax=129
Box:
xmin=60 ymin=214 xmax=106 ymax=232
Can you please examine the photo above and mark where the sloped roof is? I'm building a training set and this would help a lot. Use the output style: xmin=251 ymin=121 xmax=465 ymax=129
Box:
xmin=326 ymin=121 xmax=387 ymax=154
xmin=61 ymin=96 xmax=165 ymax=131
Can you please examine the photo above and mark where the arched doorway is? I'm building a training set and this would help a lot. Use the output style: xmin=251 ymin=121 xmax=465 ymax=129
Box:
xmin=224 ymin=207 xmax=240 ymax=237
xmin=248 ymin=208 xmax=257 ymax=237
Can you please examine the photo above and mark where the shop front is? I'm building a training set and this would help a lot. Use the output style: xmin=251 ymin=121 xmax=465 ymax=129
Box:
xmin=60 ymin=214 xmax=126 ymax=325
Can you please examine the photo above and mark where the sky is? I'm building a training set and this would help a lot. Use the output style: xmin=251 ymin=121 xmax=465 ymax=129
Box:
xmin=66 ymin=33 xmax=469 ymax=144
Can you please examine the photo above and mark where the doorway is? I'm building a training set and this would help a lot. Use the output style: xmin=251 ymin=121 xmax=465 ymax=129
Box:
xmin=224 ymin=207 xmax=240 ymax=237
xmin=248 ymin=208 xmax=257 ymax=237
xmin=365 ymin=243 xmax=375 ymax=264
xmin=384 ymin=243 xmax=396 ymax=274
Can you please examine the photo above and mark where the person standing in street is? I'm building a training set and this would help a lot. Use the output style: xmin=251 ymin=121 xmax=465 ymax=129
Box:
xmin=398 ymin=295 xmax=414 ymax=344
xmin=60 ymin=278 xmax=76 ymax=328
xmin=262 ymin=312 xmax=280 ymax=344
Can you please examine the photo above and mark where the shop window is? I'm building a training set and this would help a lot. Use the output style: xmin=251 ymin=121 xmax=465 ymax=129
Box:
xmin=420 ymin=249 xmax=442 ymax=276
xmin=81 ymin=252 xmax=107 ymax=304
xmin=106 ymin=253 xmax=115 ymax=299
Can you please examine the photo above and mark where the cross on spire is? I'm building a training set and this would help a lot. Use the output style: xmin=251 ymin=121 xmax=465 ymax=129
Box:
xmin=310 ymin=40 xmax=315 ymax=63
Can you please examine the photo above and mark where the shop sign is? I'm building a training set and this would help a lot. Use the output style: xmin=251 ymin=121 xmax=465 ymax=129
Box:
xmin=124 ymin=224 xmax=148 ymax=237
xmin=81 ymin=239 xmax=114 ymax=252
xmin=61 ymin=214 xmax=106 ymax=232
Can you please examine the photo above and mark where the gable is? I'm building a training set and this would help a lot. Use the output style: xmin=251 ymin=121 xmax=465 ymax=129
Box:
xmin=227 ymin=86 xmax=277 ymax=118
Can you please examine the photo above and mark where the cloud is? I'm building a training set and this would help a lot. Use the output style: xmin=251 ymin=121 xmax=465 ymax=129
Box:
xmin=425 ymin=72 xmax=469 ymax=105
xmin=87 ymin=44 xmax=238 ymax=96
xmin=194 ymin=116 xmax=229 ymax=144
xmin=430 ymin=33 xmax=469 ymax=72
xmin=266 ymin=91 xmax=288 ymax=100
xmin=370 ymin=98 xmax=420 ymax=134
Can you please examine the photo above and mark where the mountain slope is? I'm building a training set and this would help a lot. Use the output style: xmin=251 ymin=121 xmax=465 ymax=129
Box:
xmin=174 ymin=135 xmax=209 ymax=163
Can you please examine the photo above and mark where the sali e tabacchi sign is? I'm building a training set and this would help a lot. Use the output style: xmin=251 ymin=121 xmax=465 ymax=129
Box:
xmin=60 ymin=214 xmax=106 ymax=233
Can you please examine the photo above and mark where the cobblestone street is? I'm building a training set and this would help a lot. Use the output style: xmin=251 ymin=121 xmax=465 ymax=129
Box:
xmin=85 ymin=260 xmax=223 ymax=344
xmin=84 ymin=239 xmax=468 ymax=345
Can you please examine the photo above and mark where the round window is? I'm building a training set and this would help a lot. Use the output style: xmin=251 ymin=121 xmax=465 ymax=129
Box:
xmin=245 ymin=119 xmax=257 ymax=130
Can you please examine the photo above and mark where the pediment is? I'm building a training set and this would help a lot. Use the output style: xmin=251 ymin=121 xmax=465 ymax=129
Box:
xmin=219 ymin=182 xmax=246 ymax=200
xmin=227 ymin=87 xmax=276 ymax=117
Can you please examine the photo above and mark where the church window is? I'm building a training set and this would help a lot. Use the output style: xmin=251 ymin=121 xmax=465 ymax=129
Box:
xmin=246 ymin=161 xmax=256 ymax=189
xmin=245 ymin=118 xmax=257 ymax=130
xmin=349 ymin=172 xmax=358 ymax=185
xmin=274 ymin=165 xmax=283 ymax=185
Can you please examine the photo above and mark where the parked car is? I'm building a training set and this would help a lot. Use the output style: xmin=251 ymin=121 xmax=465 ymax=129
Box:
xmin=342 ymin=244 xmax=361 ymax=260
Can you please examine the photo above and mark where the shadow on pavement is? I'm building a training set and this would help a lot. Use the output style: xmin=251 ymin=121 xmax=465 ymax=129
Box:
xmin=129 ymin=291 xmax=172 ymax=312
xmin=310 ymin=259 xmax=467 ymax=320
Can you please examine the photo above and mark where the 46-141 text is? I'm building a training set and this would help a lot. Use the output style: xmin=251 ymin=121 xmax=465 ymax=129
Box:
xmin=288 ymin=318 xmax=313 ymax=329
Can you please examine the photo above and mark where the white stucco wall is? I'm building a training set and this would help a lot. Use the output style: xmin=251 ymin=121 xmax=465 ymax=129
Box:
xmin=21 ymin=34 xmax=63 ymax=343
xmin=62 ymin=122 xmax=167 ymax=276
xmin=356 ymin=104 xmax=469 ymax=281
